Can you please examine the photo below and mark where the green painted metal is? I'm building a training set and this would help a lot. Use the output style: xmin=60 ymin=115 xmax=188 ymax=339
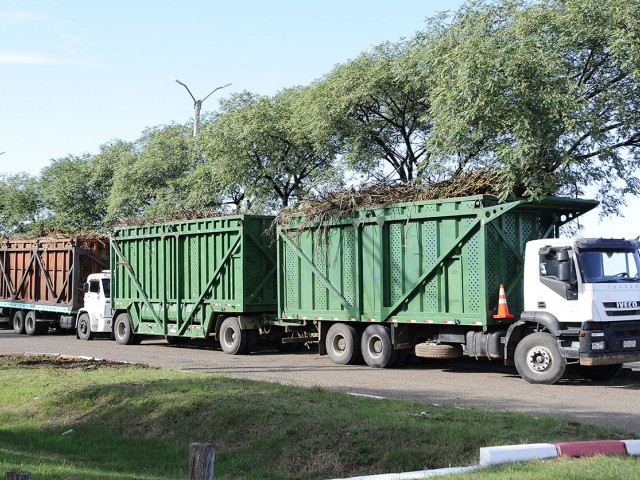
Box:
xmin=111 ymin=215 xmax=277 ymax=337
xmin=277 ymin=196 xmax=597 ymax=327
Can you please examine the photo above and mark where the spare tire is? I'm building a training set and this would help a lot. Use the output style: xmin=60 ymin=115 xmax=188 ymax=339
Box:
xmin=414 ymin=343 xmax=463 ymax=360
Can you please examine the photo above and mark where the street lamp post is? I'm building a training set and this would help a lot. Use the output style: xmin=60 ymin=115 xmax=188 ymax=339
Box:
xmin=173 ymin=78 xmax=231 ymax=136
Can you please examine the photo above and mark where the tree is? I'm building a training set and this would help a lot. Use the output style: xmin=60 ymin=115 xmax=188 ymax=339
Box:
xmin=106 ymin=123 xmax=201 ymax=221
xmin=301 ymin=38 xmax=432 ymax=183
xmin=38 ymin=154 xmax=105 ymax=231
xmin=424 ymin=0 xmax=640 ymax=213
xmin=0 ymin=172 xmax=42 ymax=235
xmin=197 ymin=88 xmax=343 ymax=212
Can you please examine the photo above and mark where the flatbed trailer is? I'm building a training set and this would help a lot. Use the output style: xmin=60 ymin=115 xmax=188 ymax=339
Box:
xmin=0 ymin=237 xmax=108 ymax=334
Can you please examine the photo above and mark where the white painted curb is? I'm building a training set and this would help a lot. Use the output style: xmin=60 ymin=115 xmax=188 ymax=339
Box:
xmin=479 ymin=443 xmax=558 ymax=466
xmin=624 ymin=440 xmax=640 ymax=456
xmin=330 ymin=465 xmax=480 ymax=480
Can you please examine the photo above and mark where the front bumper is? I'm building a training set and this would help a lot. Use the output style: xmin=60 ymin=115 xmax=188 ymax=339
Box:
xmin=580 ymin=353 xmax=640 ymax=366
xmin=579 ymin=320 xmax=640 ymax=366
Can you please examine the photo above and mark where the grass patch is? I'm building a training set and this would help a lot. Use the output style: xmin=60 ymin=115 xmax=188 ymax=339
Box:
xmin=443 ymin=455 xmax=640 ymax=479
xmin=0 ymin=354 xmax=636 ymax=479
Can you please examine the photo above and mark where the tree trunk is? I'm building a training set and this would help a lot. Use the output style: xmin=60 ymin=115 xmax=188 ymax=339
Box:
xmin=5 ymin=473 xmax=31 ymax=480
xmin=189 ymin=443 xmax=215 ymax=480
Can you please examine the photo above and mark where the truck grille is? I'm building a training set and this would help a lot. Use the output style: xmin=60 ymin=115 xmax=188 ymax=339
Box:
xmin=602 ymin=302 xmax=640 ymax=317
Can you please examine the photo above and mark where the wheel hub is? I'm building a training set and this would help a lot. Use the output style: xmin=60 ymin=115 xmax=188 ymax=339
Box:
xmin=367 ymin=336 xmax=383 ymax=357
xmin=224 ymin=328 xmax=236 ymax=346
xmin=527 ymin=346 xmax=551 ymax=372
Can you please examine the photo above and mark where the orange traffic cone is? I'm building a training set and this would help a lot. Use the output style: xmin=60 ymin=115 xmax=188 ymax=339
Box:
xmin=493 ymin=284 xmax=515 ymax=319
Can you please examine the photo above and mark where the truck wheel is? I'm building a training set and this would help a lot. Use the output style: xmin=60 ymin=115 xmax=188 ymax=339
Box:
xmin=114 ymin=313 xmax=138 ymax=345
xmin=361 ymin=324 xmax=398 ymax=368
xmin=24 ymin=312 xmax=39 ymax=336
xmin=219 ymin=317 xmax=248 ymax=355
xmin=575 ymin=364 xmax=623 ymax=381
xmin=77 ymin=313 xmax=94 ymax=341
xmin=326 ymin=323 xmax=362 ymax=365
xmin=12 ymin=311 xmax=25 ymax=335
xmin=514 ymin=332 xmax=566 ymax=384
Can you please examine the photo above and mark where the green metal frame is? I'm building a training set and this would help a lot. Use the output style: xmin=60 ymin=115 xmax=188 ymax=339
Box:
xmin=111 ymin=215 xmax=277 ymax=338
xmin=277 ymin=196 xmax=598 ymax=327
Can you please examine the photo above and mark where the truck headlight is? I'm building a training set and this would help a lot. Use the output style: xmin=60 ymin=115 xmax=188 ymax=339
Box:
xmin=591 ymin=341 xmax=606 ymax=351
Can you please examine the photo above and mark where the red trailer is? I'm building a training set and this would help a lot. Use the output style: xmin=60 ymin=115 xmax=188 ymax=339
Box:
xmin=0 ymin=237 xmax=108 ymax=334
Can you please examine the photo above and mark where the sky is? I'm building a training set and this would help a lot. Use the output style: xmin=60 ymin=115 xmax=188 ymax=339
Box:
xmin=0 ymin=0 xmax=637 ymax=239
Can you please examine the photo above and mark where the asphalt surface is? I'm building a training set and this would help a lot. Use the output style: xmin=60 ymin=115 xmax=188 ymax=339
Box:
xmin=2 ymin=327 xmax=640 ymax=435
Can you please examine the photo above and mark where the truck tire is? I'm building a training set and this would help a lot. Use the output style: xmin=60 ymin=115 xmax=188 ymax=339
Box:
xmin=414 ymin=343 xmax=463 ymax=360
xmin=24 ymin=311 xmax=39 ymax=336
xmin=326 ymin=323 xmax=362 ymax=365
xmin=514 ymin=332 xmax=566 ymax=384
xmin=361 ymin=324 xmax=398 ymax=368
xmin=13 ymin=311 xmax=25 ymax=335
xmin=77 ymin=313 xmax=94 ymax=341
xmin=219 ymin=317 xmax=248 ymax=355
xmin=575 ymin=364 xmax=623 ymax=381
xmin=114 ymin=313 xmax=138 ymax=345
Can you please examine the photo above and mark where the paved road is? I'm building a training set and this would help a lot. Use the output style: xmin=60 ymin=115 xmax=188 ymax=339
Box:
xmin=2 ymin=328 xmax=640 ymax=434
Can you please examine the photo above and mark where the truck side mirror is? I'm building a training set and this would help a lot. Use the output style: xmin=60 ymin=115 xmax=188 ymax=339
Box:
xmin=556 ymin=250 xmax=570 ymax=282
xmin=84 ymin=282 xmax=89 ymax=293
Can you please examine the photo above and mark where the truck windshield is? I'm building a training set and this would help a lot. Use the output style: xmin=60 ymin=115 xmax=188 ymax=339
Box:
xmin=102 ymin=279 xmax=110 ymax=298
xmin=578 ymin=248 xmax=640 ymax=283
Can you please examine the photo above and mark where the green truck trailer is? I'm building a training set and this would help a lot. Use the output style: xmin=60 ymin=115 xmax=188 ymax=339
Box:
xmin=85 ymin=195 xmax=640 ymax=384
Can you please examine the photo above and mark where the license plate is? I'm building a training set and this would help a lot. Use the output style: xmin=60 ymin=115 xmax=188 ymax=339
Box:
xmin=623 ymin=340 xmax=637 ymax=348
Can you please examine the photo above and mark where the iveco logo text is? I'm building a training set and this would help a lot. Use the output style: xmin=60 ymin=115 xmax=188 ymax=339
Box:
xmin=617 ymin=301 xmax=639 ymax=309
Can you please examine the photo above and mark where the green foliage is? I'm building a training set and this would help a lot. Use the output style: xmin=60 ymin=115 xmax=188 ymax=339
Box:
xmin=6 ymin=0 xmax=640 ymax=228
xmin=106 ymin=123 xmax=205 ymax=221
xmin=302 ymin=38 xmax=432 ymax=182
xmin=197 ymin=87 xmax=343 ymax=212
xmin=424 ymin=0 xmax=640 ymax=211
xmin=38 ymin=154 xmax=107 ymax=231
xmin=0 ymin=172 xmax=42 ymax=235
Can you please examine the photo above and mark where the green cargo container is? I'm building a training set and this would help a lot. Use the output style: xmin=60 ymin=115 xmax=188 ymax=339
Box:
xmin=277 ymin=195 xmax=596 ymax=327
xmin=111 ymin=215 xmax=276 ymax=339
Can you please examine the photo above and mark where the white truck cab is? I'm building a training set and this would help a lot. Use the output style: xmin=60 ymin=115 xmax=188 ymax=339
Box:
xmin=512 ymin=238 xmax=640 ymax=383
xmin=77 ymin=270 xmax=112 ymax=340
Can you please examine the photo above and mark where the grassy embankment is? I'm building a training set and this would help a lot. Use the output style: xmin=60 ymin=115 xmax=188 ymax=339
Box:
xmin=0 ymin=354 xmax=637 ymax=480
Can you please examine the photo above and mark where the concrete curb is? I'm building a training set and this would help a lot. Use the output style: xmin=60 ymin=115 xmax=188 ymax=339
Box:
xmin=333 ymin=439 xmax=640 ymax=480
xmin=479 ymin=442 xmax=558 ymax=466
xmin=331 ymin=466 xmax=481 ymax=480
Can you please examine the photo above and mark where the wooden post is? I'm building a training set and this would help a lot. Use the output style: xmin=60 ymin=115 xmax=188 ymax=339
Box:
xmin=5 ymin=473 xmax=31 ymax=480
xmin=189 ymin=443 xmax=214 ymax=480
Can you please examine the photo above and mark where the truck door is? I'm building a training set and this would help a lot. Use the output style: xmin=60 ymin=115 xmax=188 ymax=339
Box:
xmin=536 ymin=247 xmax=584 ymax=321
xmin=84 ymin=279 xmax=102 ymax=323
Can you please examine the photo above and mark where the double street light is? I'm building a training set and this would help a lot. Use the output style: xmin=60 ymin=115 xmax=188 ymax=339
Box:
xmin=173 ymin=78 xmax=231 ymax=136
